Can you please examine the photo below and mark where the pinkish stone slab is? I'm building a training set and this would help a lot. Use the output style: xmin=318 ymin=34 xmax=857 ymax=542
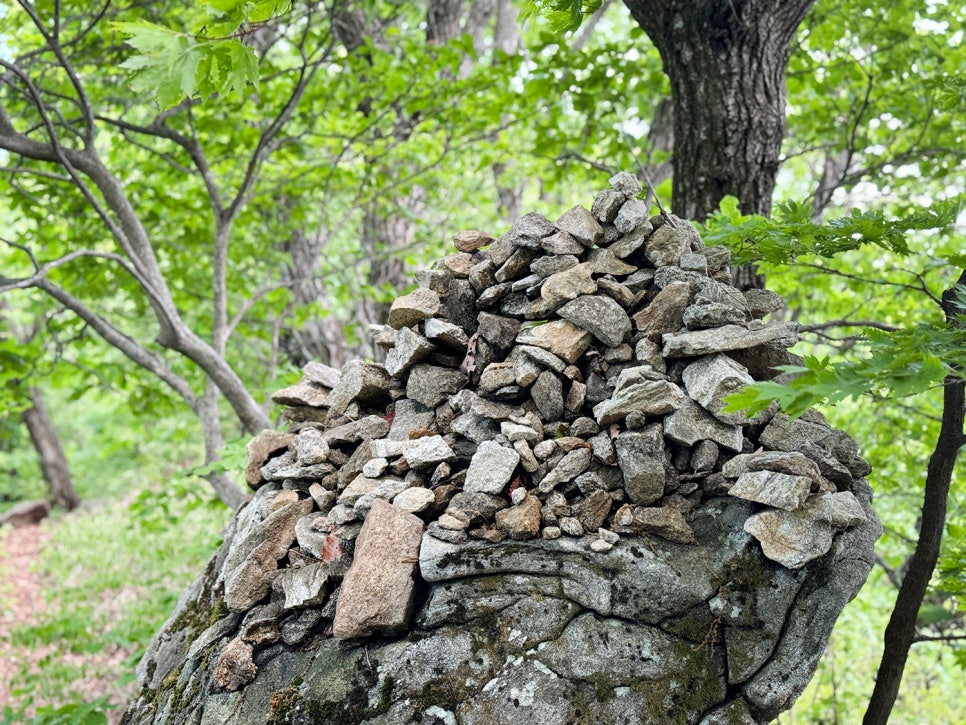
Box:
xmin=333 ymin=498 xmax=425 ymax=638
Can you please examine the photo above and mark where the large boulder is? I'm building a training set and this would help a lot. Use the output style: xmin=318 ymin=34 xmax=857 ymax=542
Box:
xmin=123 ymin=174 xmax=880 ymax=725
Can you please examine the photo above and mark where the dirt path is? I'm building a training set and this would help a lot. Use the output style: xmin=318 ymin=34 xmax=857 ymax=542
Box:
xmin=0 ymin=520 xmax=135 ymax=723
xmin=0 ymin=522 xmax=51 ymax=708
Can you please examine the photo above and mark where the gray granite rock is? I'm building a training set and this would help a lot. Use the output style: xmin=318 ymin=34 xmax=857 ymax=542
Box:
xmin=406 ymin=364 xmax=467 ymax=408
xmin=615 ymin=426 xmax=666 ymax=505
xmin=682 ymin=353 xmax=757 ymax=424
xmin=614 ymin=198 xmax=650 ymax=234
xmin=326 ymin=360 xmax=392 ymax=415
xmin=464 ymin=441 xmax=520 ymax=494
xmin=743 ymin=507 xmax=834 ymax=569
xmin=385 ymin=326 xmax=434 ymax=378
xmin=557 ymin=294 xmax=632 ymax=348
xmin=730 ymin=471 xmax=813 ymax=511
xmin=663 ymin=322 xmax=800 ymax=358
xmin=556 ymin=205 xmax=603 ymax=246
xmin=664 ymin=398 xmax=743 ymax=452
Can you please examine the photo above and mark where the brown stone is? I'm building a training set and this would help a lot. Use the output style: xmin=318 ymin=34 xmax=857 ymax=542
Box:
xmin=213 ymin=637 xmax=257 ymax=691
xmin=494 ymin=494 xmax=542 ymax=540
xmin=0 ymin=499 xmax=51 ymax=528
xmin=573 ymin=490 xmax=612 ymax=533
xmin=270 ymin=380 xmax=330 ymax=408
xmin=634 ymin=507 xmax=695 ymax=544
xmin=245 ymin=430 xmax=296 ymax=489
xmin=454 ymin=229 xmax=493 ymax=252
xmin=333 ymin=499 xmax=424 ymax=638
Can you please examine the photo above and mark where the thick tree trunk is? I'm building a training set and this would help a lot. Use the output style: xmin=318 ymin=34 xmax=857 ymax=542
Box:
xmin=622 ymin=0 xmax=813 ymax=220
xmin=22 ymin=386 xmax=80 ymax=511
xmin=862 ymin=271 xmax=966 ymax=725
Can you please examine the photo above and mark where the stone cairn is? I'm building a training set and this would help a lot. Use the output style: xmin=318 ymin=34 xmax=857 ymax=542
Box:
xmin=124 ymin=174 xmax=881 ymax=725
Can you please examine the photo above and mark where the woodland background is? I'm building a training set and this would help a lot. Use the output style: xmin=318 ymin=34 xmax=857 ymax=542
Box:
xmin=0 ymin=0 xmax=964 ymax=723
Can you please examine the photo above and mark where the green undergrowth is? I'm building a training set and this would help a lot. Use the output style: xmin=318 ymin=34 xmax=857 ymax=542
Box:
xmin=1 ymin=478 xmax=232 ymax=724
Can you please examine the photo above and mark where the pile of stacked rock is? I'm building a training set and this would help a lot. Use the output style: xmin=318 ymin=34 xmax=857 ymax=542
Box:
xmin=125 ymin=174 xmax=879 ymax=725
xmin=247 ymin=172 xmax=870 ymax=587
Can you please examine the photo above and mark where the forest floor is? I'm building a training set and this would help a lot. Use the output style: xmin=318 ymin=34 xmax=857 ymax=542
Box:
xmin=0 ymin=520 xmax=133 ymax=723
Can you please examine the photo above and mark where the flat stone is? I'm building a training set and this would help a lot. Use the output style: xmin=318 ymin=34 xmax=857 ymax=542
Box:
xmin=804 ymin=491 xmax=868 ymax=528
xmin=406 ymin=364 xmax=468 ymax=408
xmin=353 ymin=479 xmax=410 ymax=515
xmin=537 ymin=446 xmax=593 ymax=493
xmin=664 ymin=398 xmax=743 ymax=452
xmin=333 ymin=499 xmax=424 ymax=638
xmin=682 ymin=353 xmax=757 ymax=424
xmin=609 ymin=224 xmax=652 ymax=258
xmin=616 ymin=427 xmax=666 ymax=505
xmin=540 ymin=230 xmax=585 ymax=255
xmin=302 ymin=361 xmax=341 ymax=388
xmin=424 ymin=318 xmax=469 ymax=349
xmin=464 ymin=441 xmax=520 ymax=494
xmin=634 ymin=507 xmax=695 ymax=544
xmin=479 ymin=362 xmax=517 ymax=394
xmin=557 ymin=295 xmax=632 ymax=348
xmin=453 ymin=229 xmax=493 ymax=252
xmin=662 ymin=322 xmax=800 ymax=358
xmin=531 ymin=253 xmax=579 ymax=278
xmin=593 ymin=370 xmax=686 ymax=425
xmin=327 ymin=361 xmax=392 ymax=415
xmin=516 ymin=320 xmax=593 ymax=364
xmin=388 ymin=399 xmax=436 ymax=441
xmin=494 ymin=494 xmax=542 ymax=540
xmin=271 ymin=380 xmax=330 ymax=408
xmin=338 ymin=476 xmax=380 ymax=507
xmin=633 ymin=282 xmax=691 ymax=342
xmin=588 ymin=248 xmax=636 ymax=276
xmin=387 ymin=287 xmax=441 ymax=329
xmin=743 ymin=508 xmax=834 ymax=569
xmin=722 ymin=451 xmax=823 ymax=484
xmin=322 ymin=415 xmax=390 ymax=445
xmin=385 ymin=326 xmax=434 ymax=378
xmin=556 ymin=205 xmax=603 ymax=246
xmin=501 ymin=421 xmax=540 ymax=444
xmin=392 ymin=486 xmax=436 ymax=514
xmin=730 ymin=471 xmax=812 ymax=511
xmin=245 ymin=430 xmax=295 ymax=488
xmin=541 ymin=262 xmax=597 ymax=306
xmin=683 ymin=301 xmax=750 ymax=330
xmin=404 ymin=435 xmax=456 ymax=469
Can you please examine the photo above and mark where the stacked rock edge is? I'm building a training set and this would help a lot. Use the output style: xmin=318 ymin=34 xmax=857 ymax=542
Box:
xmin=124 ymin=174 xmax=881 ymax=725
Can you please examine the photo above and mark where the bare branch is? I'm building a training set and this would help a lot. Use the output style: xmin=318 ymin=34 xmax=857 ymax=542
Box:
xmin=801 ymin=319 xmax=901 ymax=333
xmin=30 ymin=277 xmax=199 ymax=408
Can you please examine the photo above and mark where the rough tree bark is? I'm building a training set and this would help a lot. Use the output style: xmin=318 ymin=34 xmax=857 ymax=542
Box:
xmin=862 ymin=270 xmax=966 ymax=725
xmin=21 ymin=386 xmax=80 ymax=512
xmin=621 ymin=0 xmax=814 ymax=287
xmin=622 ymin=0 xmax=813 ymax=219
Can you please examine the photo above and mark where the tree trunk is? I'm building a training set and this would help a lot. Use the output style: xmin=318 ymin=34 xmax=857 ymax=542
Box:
xmin=862 ymin=270 xmax=966 ymax=725
xmin=22 ymin=386 xmax=80 ymax=511
xmin=622 ymin=0 xmax=814 ymax=220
